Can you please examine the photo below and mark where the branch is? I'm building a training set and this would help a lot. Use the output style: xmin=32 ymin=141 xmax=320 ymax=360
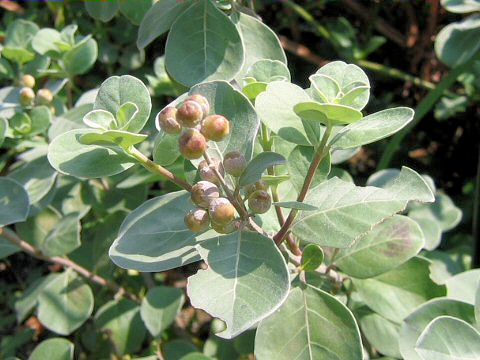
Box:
xmin=128 ymin=146 xmax=192 ymax=191
xmin=0 ymin=227 xmax=139 ymax=303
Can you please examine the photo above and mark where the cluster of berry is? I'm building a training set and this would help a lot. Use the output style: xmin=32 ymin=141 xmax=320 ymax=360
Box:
xmin=158 ymin=94 xmax=230 ymax=160
xmin=19 ymin=74 xmax=53 ymax=108
xmin=158 ymin=94 xmax=273 ymax=235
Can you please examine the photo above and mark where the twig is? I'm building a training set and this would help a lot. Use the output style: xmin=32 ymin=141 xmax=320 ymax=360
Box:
xmin=0 ymin=227 xmax=139 ymax=302
xmin=274 ymin=125 xmax=333 ymax=244
xmin=127 ymin=147 xmax=192 ymax=191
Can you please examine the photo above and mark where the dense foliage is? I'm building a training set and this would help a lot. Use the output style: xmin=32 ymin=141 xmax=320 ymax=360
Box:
xmin=0 ymin=1 xmax=479 ymax=359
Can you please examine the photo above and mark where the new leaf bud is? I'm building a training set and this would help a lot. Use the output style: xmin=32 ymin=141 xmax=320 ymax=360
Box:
xmin=209 ymin=197 xmax=235 ymax=225
xmin=177 ymin=100 xmax=204 ymax=127
xmin=19 ymin=87 xmax=35 ymax=106
xmin=184 ymin=208 xmax=210 ymax=232
xmin=248 ymin=190 xmax=272 ymax=214
xmin=198 ymin=158 xmax=224 ymax=185
xmin=201 ymin=115 xmax=230 ymax=142
xmin=178 ymin=129 xmax=207 ymax=159
xmin=37 ymin=88 xmax=53 ymax=105
xmin=158 ymin=107 xmax=182 ymax=134
xmin=21 ymin=74 xmax=35 ymax=88
xmin=223 ymin=151 xmax=247 ymax=177
xmin=191 ymin=181 xmax=220 ymax=208
xmin=186 ymin=94 xmax=210 ymax=115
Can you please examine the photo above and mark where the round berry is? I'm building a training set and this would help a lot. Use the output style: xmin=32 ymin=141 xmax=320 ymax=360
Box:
xmin=223 ymin=151 xmax=247 ymax=177
xmin=248 ymin=190 xmax=272 ymax=214
xmin=37 ymin=88 xmax=53 ymax=105
xmin=158 ymin=107 xmax=182 ymax=134
xmin=176 ymin=100 xmax=204 ymax=127
xmin=211 ymin=219 xmax=241 ymax=234
xmin=178 ymin=129 xmax=207 ymax=159
xmin=184 ymin=208 xmax=210 ymax=232
xmin=209 ymin=197 xmax=235 ymax=225
xmin=198 ymin=158 xmax=224 ymax=185
xmin=186 ymin=94 xmax=210 ymax=115
xmin=245 ymin=180 xmax=268 ymax=197
xmin=191 ymin=181 xmax=220 ymax=208
xmin=201 ymin=115 xmax=230 ymax=142
xmin=21 ymin=74 xmax=35 ymax=88
xmin=19 ymin=87 xmax=35 ymax=106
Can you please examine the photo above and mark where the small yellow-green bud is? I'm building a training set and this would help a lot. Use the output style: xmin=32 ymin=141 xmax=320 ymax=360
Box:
xmin=198 ymin=158 xmax=224 ymax=185
xmin=245 ymin=180 xmax=268 ymax=197
xmin=177 ymin=100 xmax=204 ymax=128
xmin=223 ymin=151 xmax=247 ymax=177
xmin=209 ymin=197 xmax=235 ymax=225
xmin=19 ymin=87 xmax=35 ymax=106
xmin=191 ymin=181 xmax=220 ymax=208
xmin=21 ymin=74 xmax=35 ymax=88
xmin=201 ymin=115 xmax=230 ymax=142
xmin=184 ymin=208 xmax=210 ymax=232
xmin=37 ymin=88 xmax=53 ymax=105
xmin=158 ymin=106 xmax=182 ymax=134
xmin=178 ymin=128 xmax=207 ymax=159
xmin=186 ymin=94 xmax=210 ymax=115
xmin=248 ymin=190 xmax=272 ymax=214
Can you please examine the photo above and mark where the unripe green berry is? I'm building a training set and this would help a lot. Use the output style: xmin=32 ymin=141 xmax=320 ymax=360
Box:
xmin=21 ymin=74 xmax=35 ymax=88
xmin=186 ymin=94 xmax=210 ymax=115
xmin=191 ymin=181 xmax=220 ymax=208
xmin=158 ymin=107 xmax=182 ymax=134
xmin=177 ymin=100 xmax=204 ymax=127
xmin=178 ymin=129 xmax=207 ymax=159
xmin=223 ymin=151 xmax=247 ymax=177
xmin=37 ymin=88 xmax=53 ymax=105
xmin=209 ymin=197 xmax=235 ymax=225
xmin=201 ymin=115 xmax=230 ymax=142
xmin=248 ymin=190 xmax=272 ymax=214
xmin=184 ymin=208 xmax=210 ymax=232
xmin=198 ymin=158 xmax=224 ymax=185
xmin=211 ymin=219 xmax=241 ymax=234
xmin=245 ymin=180 xmax=268 ymax=197
xmin=19 ymin=87 xmax=35 ymax=106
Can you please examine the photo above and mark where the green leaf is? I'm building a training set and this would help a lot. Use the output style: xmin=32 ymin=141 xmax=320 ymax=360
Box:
xmin=29 ymin=338 xmax=74 ymax=360
xmin=48 ymin=128 xmax=135 ymax=178
xmin=245 ymin=59 xmax=290 ymax=83
xmin=272 ymin=202 xmax=318 ymax=211
xmin=137 ymin=0 xmax=193 ymax=49
xmin=189 ymin=81 xmax=260 ymax=161
xmin=63 ymin=38 xmax=98 ymax=76
xmin=94 ymin=75 xmax=152 ymax=133
xmin=255 ymin=82 xmax=311 ymax=145
xmin=255 ymin=285 xmax=363 ymax=360
xmin=334 ymin=215 xmax=424 ymax=278
xmin=294 ymin=101 xmax=363 ymax=126
xmin=313 ymin=61 xmax=370 ymax=110
xmin=29 ymin=106 xmax=52 ymax=135
xmin=10 ymin=112 xmax=32 ymax=135
xmin=445 ymin=269 xmax=480 ymax=304
xmin=234 ymin=12 xmax=286 ymax=82
xmin=109 ymin=191 xmax=203 ymax=272
xmin=239 ymin=152 xmax=285 ymax=187
xmin=140 ymin=286 xmax=185 ymax=337
xmin=301 ymin=244 xmax=324 ymax=271
xmin=119 ymin=0 xmax=153 ymax=25
xmin=0 ymin=178 xmax=29 ymax=226
xmin=409 ymin=192 xmax=462 ymax=232
xmin=31 ymin=28 xmax=62 ymax=57
xmin=357 ymin=309 xmax=401 ymax=358
xmin=353 ymin=257 xmax=446 ymax=323
xmin=41 ymin=214 xmax=81 ymax=256
xmin=330 ymin=107 xmax=415 ymax=149
xmin=0 ymin=232 xmax=20 ymax=259
xmin=292 ymin=167 xmax=434 ymax=248
xmin=288 ymin=146 xmax=331 ymax=193
xmin=399 ymin=298 xmax=476 ymax=360
xmin=3 ymin=20 xmax=39 ymax=64
xmin=0 ymin=58 xmax=14 ymax=79
xmin=308 ymin=74 xmax=341 ymax=103
xmin=187 ymin=231 xmax=290 ymax=339
xmin=415 ymin=316 xmax=480 ymax=360
xmin=83 ymin=109 xmax=116 ymax=130
xmin=165 ymin=0 xmax=244 ymax=86
xmin=476 ymin=280 xmax=480 ymax=326
xmin=8 ymin=156 xmax=57 ymax=205
xmin=94 ymin=299 xmax=146 ymax=356
xmin=84 ymin=1 xmax=119 ymax=22
xmin=441 ymin=0 xmax=480 ymax=13
xmin=435 ymin=15 xmax=480 ymax=68
xmin=153 ymin=132 xmax=181 ymax=166
xmin=164 ymin=339 xmax=198 ymax=360
xmin=48 ymin=104 xmax=93 ymax=140
xmin=79 ymin=130 xmax=148 ymax=149
xmin=14 ymin=274 xmax=57 ymax=323
xmin=242 ymin=82 xmax=268 ymax=101
xmin=116 ymin=102 xmax=138 ymax=129
xmin=37 ymin=270 xmax=94 ymax=335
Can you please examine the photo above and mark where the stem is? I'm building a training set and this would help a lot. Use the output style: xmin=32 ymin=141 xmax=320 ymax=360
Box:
xmin=377 ymin=54 xmax=480 ymax=170
xmin=274 ymin=124 xmax=333 ymax=244
xmin=0 ymin=227 xmax=139 ymax=302
xmin=127 ymin=147 xmax=192 ymax=191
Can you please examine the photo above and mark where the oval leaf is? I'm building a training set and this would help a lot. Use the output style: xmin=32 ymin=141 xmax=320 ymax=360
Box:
xmin=239 ymin=152 xmax=286 ymax=187
xmin=0 ymin=177 xmax=29 ymax=226
xmin=29 ymin=338 xmax=74 ymax=360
